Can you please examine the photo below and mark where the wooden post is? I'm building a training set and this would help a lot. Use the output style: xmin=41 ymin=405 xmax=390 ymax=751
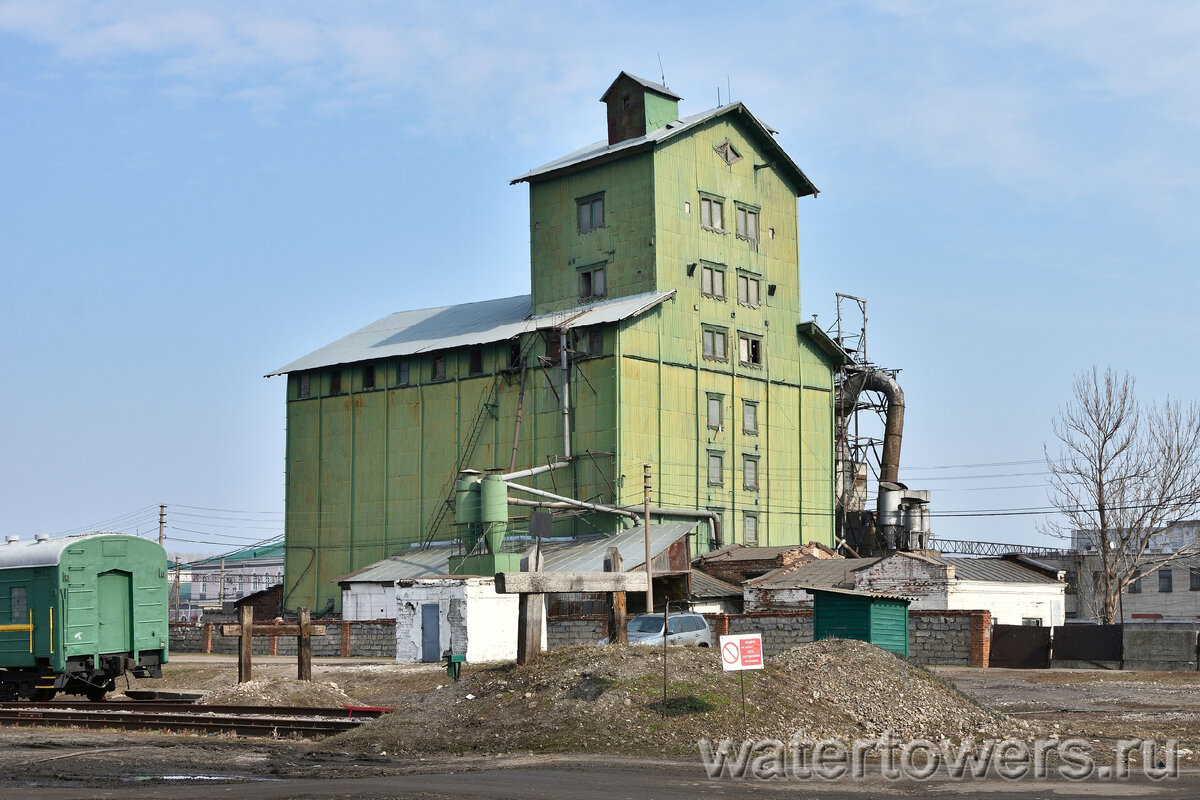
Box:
xmin=604 ymin=547 xmax=627 ymax=644
xmin=237 ymin=604 xmax=253 ymax=684
xmin=297 ymin=607 xmax=312 ymax=681
xmin=516 ymin=546 xmax=545 ymax=666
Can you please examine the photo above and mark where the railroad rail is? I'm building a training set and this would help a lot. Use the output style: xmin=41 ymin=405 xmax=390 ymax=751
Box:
xmin=0 ymin=701 xmax=391 ymax=738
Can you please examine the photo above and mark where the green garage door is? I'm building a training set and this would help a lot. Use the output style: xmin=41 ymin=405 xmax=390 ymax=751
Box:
xmin=97 ymin=571 xmax=132 ymax=654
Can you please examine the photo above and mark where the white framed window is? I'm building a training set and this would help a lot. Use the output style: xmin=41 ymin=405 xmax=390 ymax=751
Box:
xmin=737 ymin=273 xmax=760 ymax=307
xmin=579 ymin=264 xmax=607 ymax=300
xmin=702 ymin=327 xmax=728 ymax=360
xmin=700 ymin=196 xmax=724 ymax=231
xmin=700 ymin=263 xmax=725 ymax=299
xmin=707 ymin=394 xmax=723 ymax=429
xmin=707 ymin=452 xmax=724 ymax=486
xmin=743 ymin=401 xmax=758 ymax=434
xmin=578 ymin=194 xmax=605 ymax=233
xmin=743 ymin=455 xmax=759 ymax=489
xmin=738 ymin=333 xmax=763 ymax=366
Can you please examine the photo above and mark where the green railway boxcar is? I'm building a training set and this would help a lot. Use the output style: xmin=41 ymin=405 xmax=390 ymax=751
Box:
xmin=0 ymin=533 xmax=169 ymax=700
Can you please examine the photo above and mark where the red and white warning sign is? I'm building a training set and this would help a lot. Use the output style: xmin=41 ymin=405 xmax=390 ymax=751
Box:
xmin=718 ymin=633 xmax=764 ymax=671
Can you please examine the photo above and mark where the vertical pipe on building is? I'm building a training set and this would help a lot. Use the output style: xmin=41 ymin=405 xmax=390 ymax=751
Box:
xmin=560 ymin=329 xmax=571 ymax=459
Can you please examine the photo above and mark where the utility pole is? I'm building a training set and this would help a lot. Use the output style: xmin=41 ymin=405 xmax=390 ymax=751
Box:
xmin=644 ymin=462 xmax=653 ymax=613
xmin=158 ymin=504 xmax=166 ymax=547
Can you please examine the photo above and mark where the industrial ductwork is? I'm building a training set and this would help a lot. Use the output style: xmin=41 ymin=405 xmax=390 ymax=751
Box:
xmin=835 ymin=369 xmax=905 ymax=484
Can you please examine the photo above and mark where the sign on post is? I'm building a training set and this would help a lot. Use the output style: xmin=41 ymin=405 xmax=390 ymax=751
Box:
xmin=719 ymin=633 xmax=764 ymax=671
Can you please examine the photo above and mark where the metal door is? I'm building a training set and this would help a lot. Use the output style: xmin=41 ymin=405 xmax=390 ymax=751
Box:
xmin=97 ymin=571 xmax=133 ymax=654
xmin=421 ymin=603 xmax=441 ymax=663
xmin=990 ymin=623 xmax=1051 ymax=669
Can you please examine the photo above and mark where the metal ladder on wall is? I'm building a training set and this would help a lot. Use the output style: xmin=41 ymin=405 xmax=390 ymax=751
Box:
xmin=419 ymin=333 xmax=545 ymax=549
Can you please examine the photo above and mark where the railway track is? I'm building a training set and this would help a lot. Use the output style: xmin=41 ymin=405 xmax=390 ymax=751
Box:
xmin=0 ymin=700 xmax=391 ymax=738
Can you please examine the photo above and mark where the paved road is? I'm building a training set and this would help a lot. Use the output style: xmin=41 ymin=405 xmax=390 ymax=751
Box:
xmin=15 ymin=761 xmax=1200 ymax=799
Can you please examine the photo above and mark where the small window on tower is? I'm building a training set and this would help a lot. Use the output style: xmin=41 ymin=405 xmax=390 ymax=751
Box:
xmin=578 ymin=194 xmax=605 ymax=233
xmin=701 ymin=263 xmax=726 ymax=299
xmin=737 ymin=273 xmax=761 ymax=307
xmin=588 ymin=328 xmax=603 ymax=355
xmin=743 ymin=401 xmax=758 ymax=434
xmin=743 ymin=455 xmax=759 ymax=489
xmin=743 ymin=514 xmax=759 ymax=546
xmin=469 ymin=348 xmax=483 ymax=376
xmin=738 ymin=333 xmax=763 ymax=366
xmin=707 ymin=394 xmax=723 ymax=429
xmin=431 ymin=355 xmax=446 ymax=382
xmin=736 ymin=205 xmax=759 ymax=244
xmin=298 ymin=373 xmax=310 ymax=399
xmin=700 ymin=196 xmax=724 ymax=231
xmin=702 ymin=327 xmax=728 ymax=361
xmin=707 ymin=452 xmax=724 ymax=486
xmin=509 ymin=340 xmax=523 ymax=369
xmin=363 ymin=364 xmax=376 ymax=390
xmin=579 ymin=264 xmax=607 ymax=300
xmin=397 ymin=360 xmax=410 ymax=386
xmin=329 ymin=369 xmax=342 ymax=395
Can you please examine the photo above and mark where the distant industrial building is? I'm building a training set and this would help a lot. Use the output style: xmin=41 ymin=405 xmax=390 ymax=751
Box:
xmin=271 ymin=72 xmax=848 ymax=612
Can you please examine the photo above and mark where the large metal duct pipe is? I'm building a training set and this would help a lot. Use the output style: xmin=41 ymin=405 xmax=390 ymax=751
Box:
xmin=836 ymin=370 xmax=905 ymax=484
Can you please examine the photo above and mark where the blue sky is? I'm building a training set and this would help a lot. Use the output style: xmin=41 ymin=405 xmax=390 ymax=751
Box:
xmin=2 ymin=1 xmax=1197 ymax=555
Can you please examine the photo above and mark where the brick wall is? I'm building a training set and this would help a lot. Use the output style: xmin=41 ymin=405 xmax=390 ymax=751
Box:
xmin=703 ymin=609 xmax=991 ymax=667
xmin=169 ymin=620 xmax=397 ymax=658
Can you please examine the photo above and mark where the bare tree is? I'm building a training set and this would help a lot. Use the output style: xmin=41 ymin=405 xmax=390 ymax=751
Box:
xmin=1045 ymin=368 xmax=1200 ymax=623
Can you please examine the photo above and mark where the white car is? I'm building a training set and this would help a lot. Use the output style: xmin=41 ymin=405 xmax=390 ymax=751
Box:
xmin=625 ymin=612 xmax=712 ymax=647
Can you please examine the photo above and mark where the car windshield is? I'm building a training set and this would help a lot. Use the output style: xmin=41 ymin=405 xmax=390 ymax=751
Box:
xmin=627 ymin=616 xmax=663 ymax=634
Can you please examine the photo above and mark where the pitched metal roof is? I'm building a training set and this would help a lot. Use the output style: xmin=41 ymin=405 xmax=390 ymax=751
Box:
xmin=750 ymin=557 xmax=881 ymax=589
xmin=689 ymin=569 xmax=743 ymax=599
xmin=338 ymin=521 xmax=696 ymax=584
xmin=695 ymin=543 xmax=806 ymax=563
xmin=932 ymin=556 xmax=1063 ymax=584
xmin=192 ymin=541 xmax=285 ymax=566
xmin=510 ymin=102 xmax=817 ymax=197
xmin=802 ymin=585 xmax=913 ymax=603
xmin=600 ymin=71 xmax=682 ymax=101
xmin=749 ymin=553 xmax=1063 ymax=588
xmin=268 ymin=290 xmax=674 ymax=376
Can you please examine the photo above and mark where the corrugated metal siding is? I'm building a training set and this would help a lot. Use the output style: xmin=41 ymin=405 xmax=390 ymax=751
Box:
xmin=869 ymin=600 xmax=909 ymax=657
xmin=814 ymin=592 xmax=871 ymax=641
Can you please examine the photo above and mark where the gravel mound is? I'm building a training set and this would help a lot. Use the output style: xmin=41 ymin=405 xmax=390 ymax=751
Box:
xmin=325 ymin=639 xmax=1026 ymax=758
xmin=773 ymin=638 xmax=1018 ymax=740
xmin=200 ymin=678 xmax=355 ymax=708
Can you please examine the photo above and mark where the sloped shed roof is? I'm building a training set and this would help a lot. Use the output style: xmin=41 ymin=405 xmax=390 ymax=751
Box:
xmin=268 ymin=290 xmax=674 ymax=376
xmin=338 ymin=522 xmax=696 ymax=584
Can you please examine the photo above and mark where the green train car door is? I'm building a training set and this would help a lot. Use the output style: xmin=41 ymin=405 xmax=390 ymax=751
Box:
xmin=97 ymin=571 xmax=133 ymax=654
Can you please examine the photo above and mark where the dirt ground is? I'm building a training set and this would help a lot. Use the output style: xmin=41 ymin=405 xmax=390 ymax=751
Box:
xmin=3 ymin=649 xmax=1200 ymax=793
xmin=935 ymin=665 xmax=1200 ymax=746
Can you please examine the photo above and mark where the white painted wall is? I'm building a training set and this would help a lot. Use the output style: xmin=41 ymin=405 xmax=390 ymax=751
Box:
xmin=391 ymin=578 xmax=529 ymax=664
xmin=341 ymin=583 xmax=397 ymax=621
xmin=948 ymin=581 xmax=1065 ymax=626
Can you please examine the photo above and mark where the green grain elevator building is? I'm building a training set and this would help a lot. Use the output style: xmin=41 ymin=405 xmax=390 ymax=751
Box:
xmin=270 ymin=72 xmax=850 ymax=612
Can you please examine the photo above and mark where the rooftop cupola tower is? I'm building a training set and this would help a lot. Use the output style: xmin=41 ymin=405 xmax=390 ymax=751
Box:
xmin=601 ymin=71 xmax=682 ymax=145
